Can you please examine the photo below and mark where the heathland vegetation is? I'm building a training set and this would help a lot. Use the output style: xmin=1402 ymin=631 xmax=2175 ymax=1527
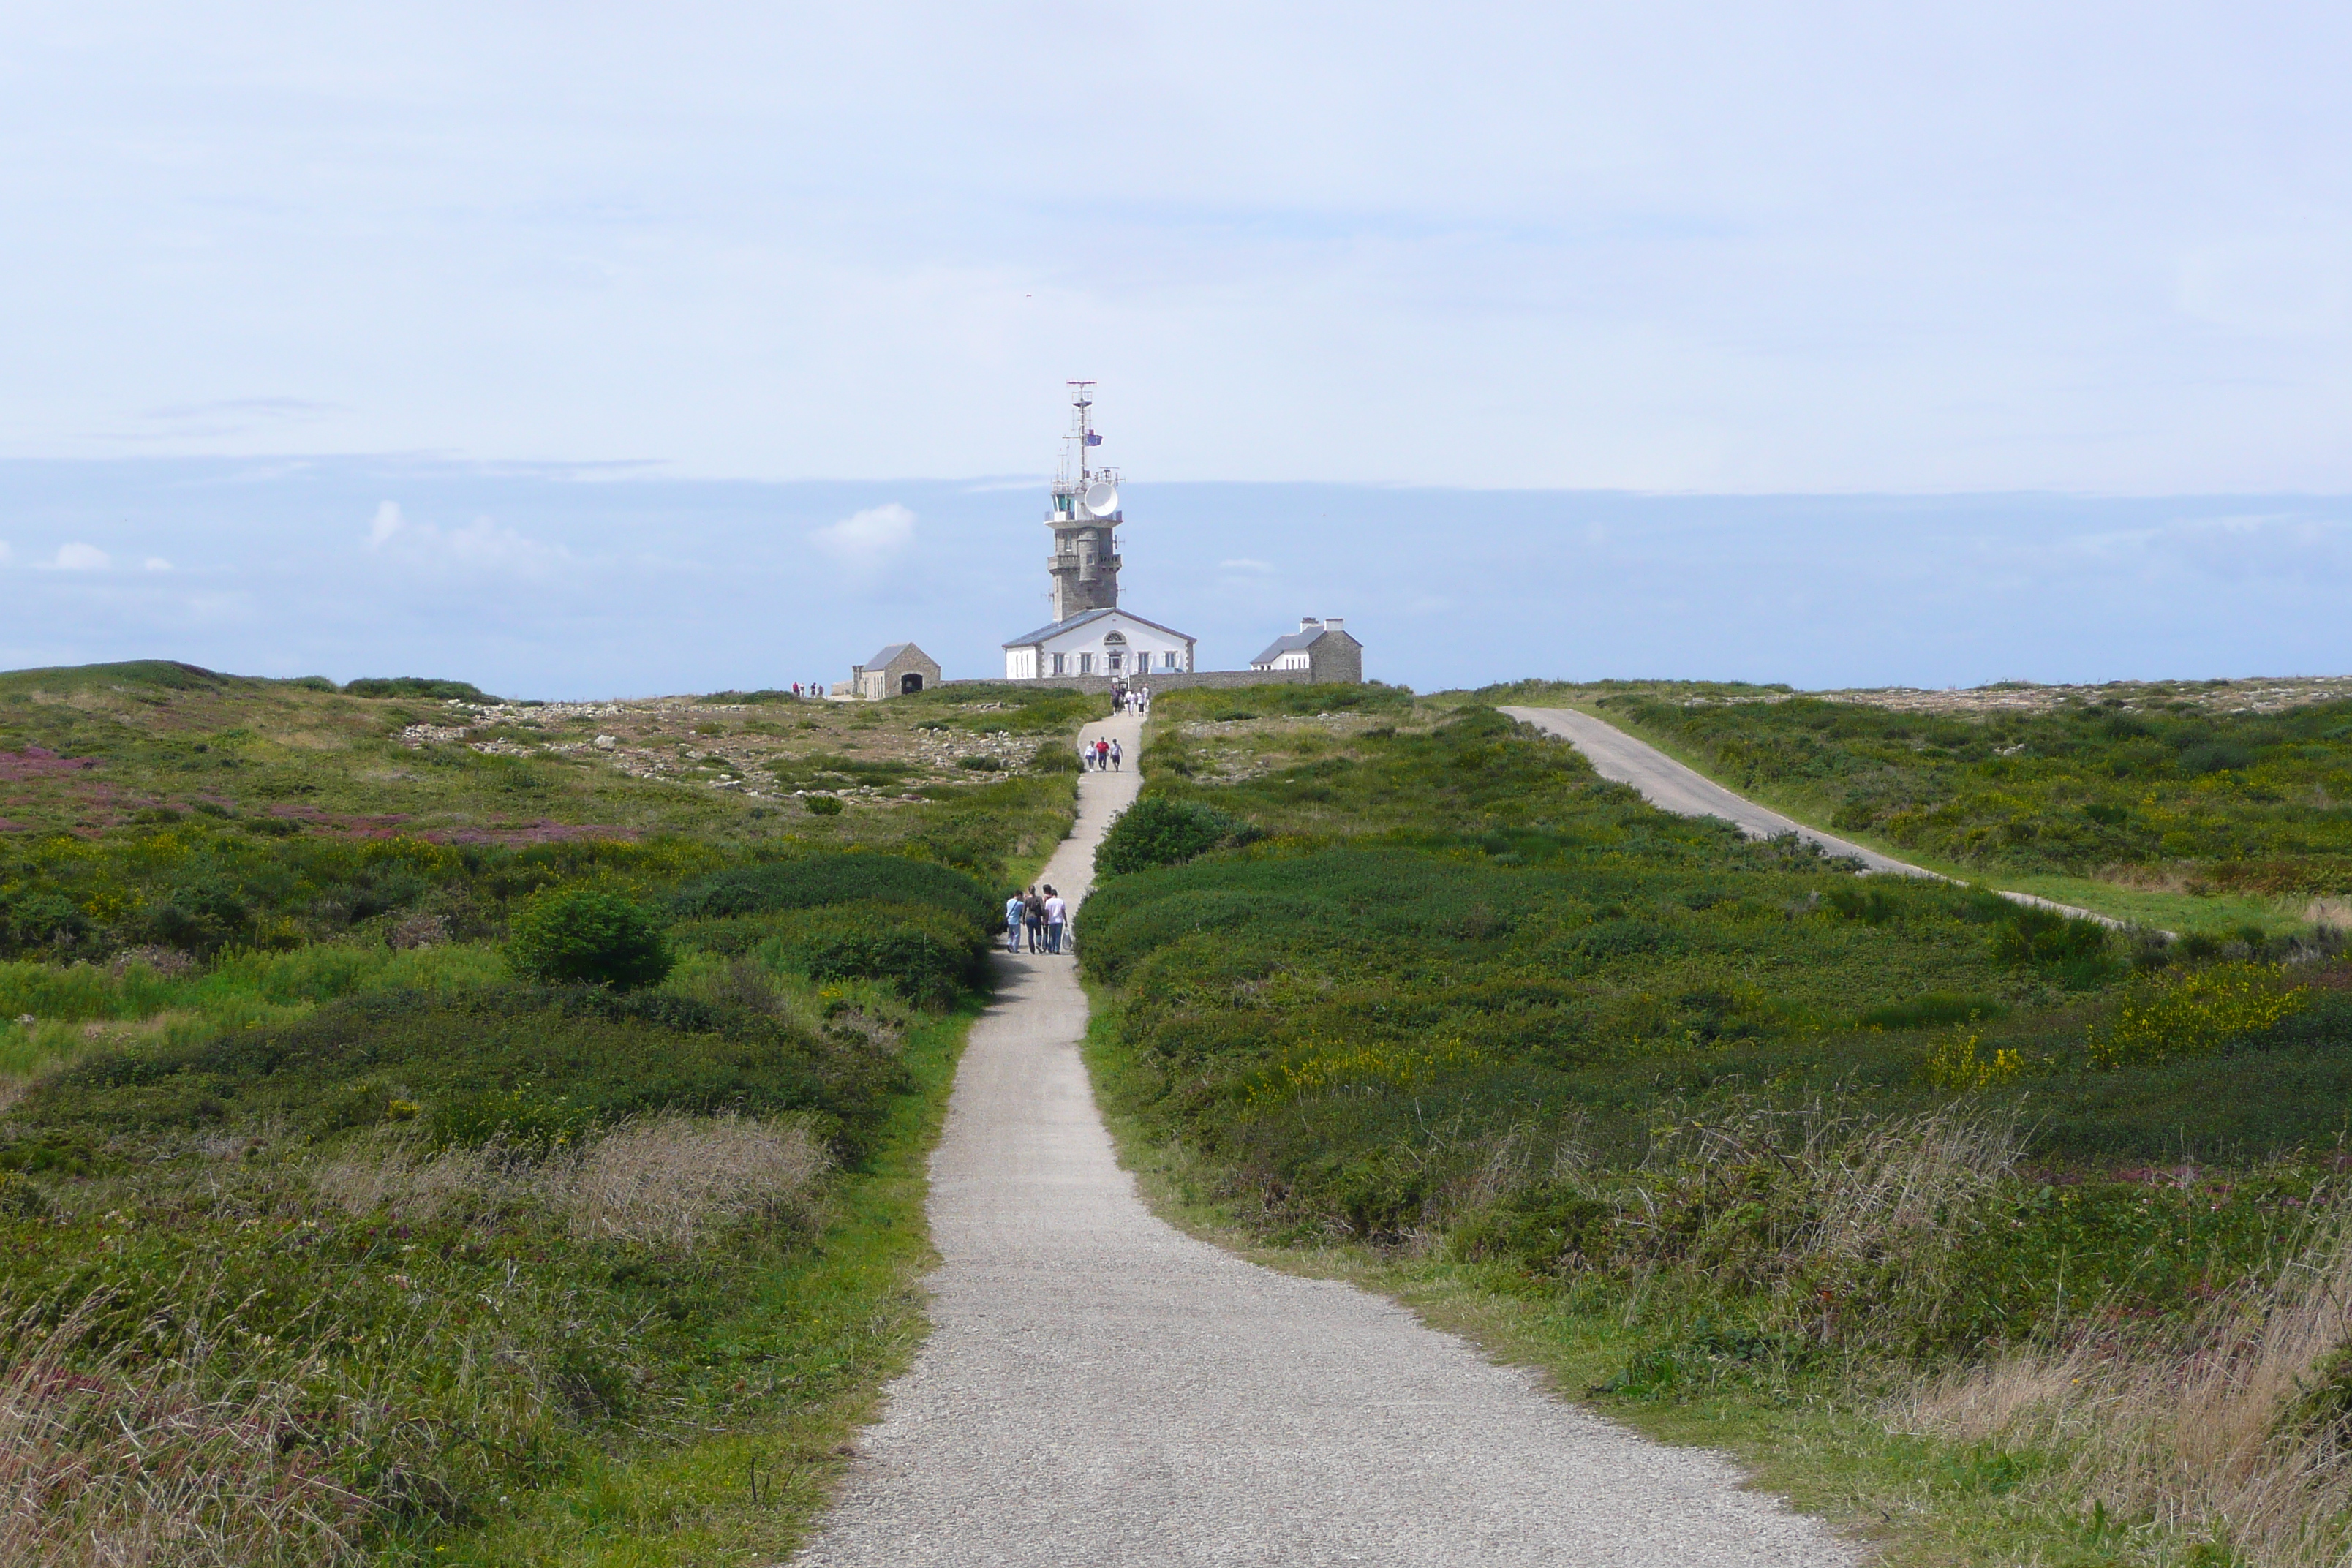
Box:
xmin=1485 ymin=676 xmax=2352 ymax=936
xmin=0 ymin=660 xmax=1088 ymax=1565
xmin=1088 ymin=685 xmax=2352 ymax=1567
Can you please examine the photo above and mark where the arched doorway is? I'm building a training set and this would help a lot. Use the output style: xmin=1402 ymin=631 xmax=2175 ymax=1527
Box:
xmin=900 ymin=672 xmax=924 ymax=695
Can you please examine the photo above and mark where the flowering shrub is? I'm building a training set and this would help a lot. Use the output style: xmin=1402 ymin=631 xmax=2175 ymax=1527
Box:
xmin=1922 ymin=1030 xmax=2024 ymax=1090
xmin=2087 ymin=960 xmax=2310 ymax=1069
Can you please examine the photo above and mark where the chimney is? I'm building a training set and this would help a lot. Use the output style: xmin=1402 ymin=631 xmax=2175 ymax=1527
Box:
xmin=1323 ymin=617 xmax=1344 ymax=633
xmin=1298 ymin=616 xmax=1321 ymax=632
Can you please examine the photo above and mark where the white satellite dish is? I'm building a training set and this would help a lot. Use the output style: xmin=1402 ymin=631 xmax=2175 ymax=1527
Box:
xmin=1084 ymin=480 xmax=1120 ymax=514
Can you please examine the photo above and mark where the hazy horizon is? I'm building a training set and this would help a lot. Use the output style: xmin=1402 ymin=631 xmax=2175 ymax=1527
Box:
xmin=3 ymin=457 xmax=2344 ymax=701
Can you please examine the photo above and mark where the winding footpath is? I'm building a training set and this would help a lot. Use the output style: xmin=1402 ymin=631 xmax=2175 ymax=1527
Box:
xmin=793 ymin=713 xmax=1856 ymax=1568
xmin=1500 ymin=704 xmax=2132 ymax=929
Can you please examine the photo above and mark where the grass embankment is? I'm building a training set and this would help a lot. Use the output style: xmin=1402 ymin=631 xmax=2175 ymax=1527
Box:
xmin=0 ymin=660 xmax=1092 ymax=1564
xmin=1087 ymin=686 xmax=2352 ymax=1567
xmin=1479 ymin=678 xmax=2352 ymax=938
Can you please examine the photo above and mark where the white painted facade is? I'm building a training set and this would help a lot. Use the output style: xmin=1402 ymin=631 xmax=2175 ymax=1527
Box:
xmin=1002 ymin=608 xmax=1196 ymax=682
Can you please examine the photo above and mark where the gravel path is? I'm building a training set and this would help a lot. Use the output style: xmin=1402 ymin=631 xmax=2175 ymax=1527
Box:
xmin=1498 ymin=706 xmax=1926 ymax=874
xmin=1502 ymin=704 xmax=2135 ymax=928
xmin=792 ymin=714 xmax=1858 ymax=1567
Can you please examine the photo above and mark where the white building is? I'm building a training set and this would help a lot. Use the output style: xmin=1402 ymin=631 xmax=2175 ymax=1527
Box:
xmin=1003 ymin=383 xmax=1198 ymax=682
xmin=1003 ymin=608 xmax=1195 ymax=682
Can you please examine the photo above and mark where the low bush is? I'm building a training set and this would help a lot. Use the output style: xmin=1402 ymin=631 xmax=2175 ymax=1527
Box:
xmin=1095 ymin=796 xmax=1263 ymax=877
xmin=10 ymin=985 xmax=905 ymax=1161
xmin=508 ymin=886 xmax=672 ymax=990
xmin=668 ymin=853 xmax=992 ymax=929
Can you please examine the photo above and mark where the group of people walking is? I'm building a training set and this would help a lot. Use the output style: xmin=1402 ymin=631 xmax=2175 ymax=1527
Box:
xmin=1116 ymin=687 xmax=1150 ymax=716
xmin=1082 ymin=736 xmax=1124 ymax=772
xmin=1005 ymin=886 xmax=1070 ymax=955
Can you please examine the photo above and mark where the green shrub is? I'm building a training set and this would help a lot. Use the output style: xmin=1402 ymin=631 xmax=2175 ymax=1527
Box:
xmin=668 ymin=853 xmax=992 ymax=928
xmin=14 ymin=985 xmax=904 ymax=1158
xmin=343 ymin=676 xmax=493 ymax=701
xmin=1096 ymin=796 xmax=1263 ymax=877
xmin=509 ymin=889 xmax=673 ymax=990
xmin=1991 ymin=904 xmax=2111 ymax=968
xmin=804 ymin=795 xmax=844 ymax=815
xmin=673 ymin=900 xmax=988 ymax=1009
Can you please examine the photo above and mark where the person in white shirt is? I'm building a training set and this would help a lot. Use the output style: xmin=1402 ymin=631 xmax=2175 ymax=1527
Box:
xmin=1003 ymin=892 xmax=1025 ymax=954
xmin=1042 ymin=887 xmax=1068 ymax=954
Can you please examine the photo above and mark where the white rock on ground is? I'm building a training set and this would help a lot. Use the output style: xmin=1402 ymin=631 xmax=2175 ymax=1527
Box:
xmin=792 ymin=712 xmax=1860 ymax=1568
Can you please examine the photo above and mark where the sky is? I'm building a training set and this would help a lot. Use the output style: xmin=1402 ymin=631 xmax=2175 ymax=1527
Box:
xmin=2 ymin=4 xmax=2348 ymax=692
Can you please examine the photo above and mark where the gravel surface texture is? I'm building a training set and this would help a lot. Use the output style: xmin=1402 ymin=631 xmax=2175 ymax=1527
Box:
xmin=793 ymin=713 xmax=1861 ymax=1567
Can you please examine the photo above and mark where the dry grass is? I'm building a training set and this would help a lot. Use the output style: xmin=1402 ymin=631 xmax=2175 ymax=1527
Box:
xmin=1907 ymin=1209 xmax=2352 ymax=1564
xmin=0 ymin=1293 xmax=366 ymax=1567
xmin=309 ymin=1110 xmax=830 ymax=1251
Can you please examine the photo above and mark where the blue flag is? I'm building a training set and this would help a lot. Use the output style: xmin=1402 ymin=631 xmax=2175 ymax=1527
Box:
xmin=1085 ymin=431 xmax=1102 ymax=446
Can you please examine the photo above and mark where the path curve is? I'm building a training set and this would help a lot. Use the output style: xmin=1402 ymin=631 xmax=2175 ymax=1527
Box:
xmin=792 ymin=712 xmax=1856 ymax=1567
xmin=1501 ymin=705 xmax=2136 ymax=930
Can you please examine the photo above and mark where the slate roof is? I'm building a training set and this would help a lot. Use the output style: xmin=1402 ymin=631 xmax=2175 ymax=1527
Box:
xmin=1251 ymin=628 xmax=1324 ymax=666
xmin=1251 ymin=624 xmax=1360 ymax=666
xmin=864 ymin=643 xmax=932 ymax=668
xmin=1001 ymin=608 xmax=1196 ymax=649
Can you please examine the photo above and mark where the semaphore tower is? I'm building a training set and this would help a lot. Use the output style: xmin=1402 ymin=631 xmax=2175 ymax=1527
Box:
xmin=1046 ymin=381 xmax=1122 ymax=621
xmin=1000 ymin=380 xmax=1197 ymax=682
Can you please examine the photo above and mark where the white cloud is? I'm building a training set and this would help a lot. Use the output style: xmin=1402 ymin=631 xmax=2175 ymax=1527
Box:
xmin=144 ymin=557 xmax=174 ymax=571
xmin=362 ymin=501 xmax=569 ymax=577
xmin=366 ymin=500 xmax=404 ymax=548
xmin=810 ymin=503 xmax=916 ymax=573
xmin=48 ymin=543 xmax=110 ymax=570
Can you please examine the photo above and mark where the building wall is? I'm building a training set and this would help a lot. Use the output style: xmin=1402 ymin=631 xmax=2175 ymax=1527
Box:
xmin=947 ymin=667 xmax=1322 ymax=695
xmin=1307 ymin=633 xmax=1364 ymax=685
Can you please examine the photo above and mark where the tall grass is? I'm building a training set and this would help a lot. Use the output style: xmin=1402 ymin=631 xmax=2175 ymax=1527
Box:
xmin=1910 ymin=1209 xmax=2352 ymax=1565
xmin=311 ymin=1111 xmax=831 ymax=1251
xmin=0 ymin=1292 xmax=369 ymax=1567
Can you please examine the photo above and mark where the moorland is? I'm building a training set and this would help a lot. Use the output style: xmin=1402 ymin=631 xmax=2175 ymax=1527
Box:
xmin=1085 ymin=679 xmax=2352 ymax=1568
xmin=0 ymin=660 xmax=1091 ymax=1566
xmin=13 ymin=659 xmax=2352 ymax=1568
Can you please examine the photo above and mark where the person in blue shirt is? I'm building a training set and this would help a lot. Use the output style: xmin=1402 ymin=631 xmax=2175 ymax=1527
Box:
xmin=1004 ymin=892 xmax=1025 ymax=954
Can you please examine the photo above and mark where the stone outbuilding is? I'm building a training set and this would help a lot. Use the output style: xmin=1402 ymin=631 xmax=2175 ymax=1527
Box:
xmin=1249 ymin=617 xmax=1363 ymax=683
xmin=843 ymin=642 xmax=941 ymax=699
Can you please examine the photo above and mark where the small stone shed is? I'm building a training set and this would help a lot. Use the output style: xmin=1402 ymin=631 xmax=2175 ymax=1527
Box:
xmin=1248 ymin=617 xmax=1363 ymax=683
xmin=845 ymin=642 xmax=942 ymax=699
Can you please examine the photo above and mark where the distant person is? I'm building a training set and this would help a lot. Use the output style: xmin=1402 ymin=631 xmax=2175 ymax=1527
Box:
xmin=1109 ymin=738 xmax=1123 ymax=771
xmin=1079 ymin=738 xmax=1093 ymax=772
xmin=1043 ymin=887 xmax=1068 ymax=954
xmin=1096 ymin=738 xmax=1110 ymax=769
xmin=1004 ymin=891 xmax=1025 ymax=954
xmin=1025 ymin=888 xmax=1045 ymax=952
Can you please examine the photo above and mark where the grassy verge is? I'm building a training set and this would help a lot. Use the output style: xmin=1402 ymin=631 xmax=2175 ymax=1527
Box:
xmin=429 ymin=1001 xmax=973 ymax=1567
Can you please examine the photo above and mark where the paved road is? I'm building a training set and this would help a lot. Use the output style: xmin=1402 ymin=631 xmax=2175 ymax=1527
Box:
xmin=793 ymin=713 xmax=1856 ymax=1568
xmin=1501 ymin=705 xmax=2134 ymax=929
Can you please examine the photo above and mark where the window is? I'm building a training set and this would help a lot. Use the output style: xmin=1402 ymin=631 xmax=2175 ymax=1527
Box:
xmin=1051 ymin=653 xmax=1064 ymax=675
xmin=1079 ymin=652 xmax=1093 ymax=674
xmin=1108 ymin=651 xmax=1123 ymax=672
xmin=1164 ymin=651 xmax=1180 ymax=670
